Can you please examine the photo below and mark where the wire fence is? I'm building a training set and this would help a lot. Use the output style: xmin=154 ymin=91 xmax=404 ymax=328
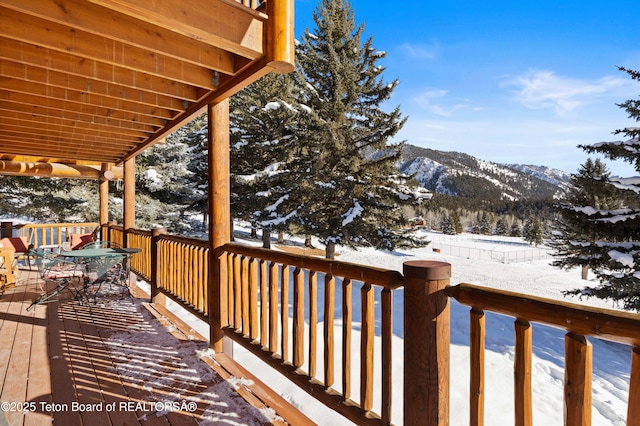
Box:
xmin=427 ymin=234 xmax=552 ymax=264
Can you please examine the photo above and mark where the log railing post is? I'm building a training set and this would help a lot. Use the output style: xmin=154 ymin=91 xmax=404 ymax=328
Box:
xmin=1 ymin=222 xmax=12 ymax=238
xmin=150 ymin=227 xmax=167 ymax=305
xmin=403 ymin=260 xmax=452 ymax=426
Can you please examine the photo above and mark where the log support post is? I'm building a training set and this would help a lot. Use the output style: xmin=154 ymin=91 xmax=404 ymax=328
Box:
xmin=99 ymin=163 xmax=110 ymax=226
xmin=208 ymin=99 xmax=230 ymax=354
xmin=0 ymin=222 xmax=12 ymax=238
xmin=123 ymin=157 xmax=136 ymax=248
xmin=403 ymin=260 xmax=451 ymax=426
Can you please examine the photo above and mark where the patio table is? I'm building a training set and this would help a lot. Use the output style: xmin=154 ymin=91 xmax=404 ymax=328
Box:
xmin=61 ymin=247 xmax=141 ymax=304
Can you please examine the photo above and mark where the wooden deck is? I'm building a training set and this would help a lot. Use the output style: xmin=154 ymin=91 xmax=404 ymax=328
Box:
xmin=0 ymin=269 xmax=311 ymax=426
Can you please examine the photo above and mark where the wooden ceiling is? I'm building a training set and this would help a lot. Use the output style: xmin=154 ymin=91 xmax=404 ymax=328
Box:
xmin=0 ymin=0 xmax=293 ymax=170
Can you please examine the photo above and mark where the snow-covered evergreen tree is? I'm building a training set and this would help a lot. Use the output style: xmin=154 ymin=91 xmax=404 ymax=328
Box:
xmin=494 ymin=218 xmax=507 ymax=235
xmin=136 ymin=120 xmax=205 ymax=232
xmin=440 ymin=214 xmax=455 ymax=235
xmin=229 ymin=72 xmax=304 ymax=246
xmin=523 ymin=216 xmax=543 ymax=246
xmin=550 ymin=158 xmax=619 ymax=279
xmin=564 ymin=66 xmax=640 ymax=309
xmin=285 ymin=0 xmax=428 ymax=259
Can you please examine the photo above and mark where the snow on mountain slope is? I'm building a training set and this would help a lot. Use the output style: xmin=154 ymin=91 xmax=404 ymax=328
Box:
xmin=398 ymin=144 xmax=570 ymax=200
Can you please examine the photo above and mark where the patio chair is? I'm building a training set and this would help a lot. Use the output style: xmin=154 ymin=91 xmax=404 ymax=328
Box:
xmin=0 ymin=246 xmax=17 ymax=292
xmin=1 ymin=235 xmax=33 ymax=270
xmin=27 ymin=250 xmax=83 ymax=311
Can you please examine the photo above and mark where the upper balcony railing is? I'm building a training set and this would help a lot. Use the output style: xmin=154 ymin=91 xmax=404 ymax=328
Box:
xmin=7 ymin=221 xmax=640 ymax=425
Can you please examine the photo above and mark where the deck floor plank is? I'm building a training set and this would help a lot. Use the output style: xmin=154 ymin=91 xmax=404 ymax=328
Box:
xmin=0 ymin=270 xmax=304 ymax=426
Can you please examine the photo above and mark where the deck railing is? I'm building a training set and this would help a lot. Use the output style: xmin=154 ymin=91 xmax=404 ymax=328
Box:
xmin=447 ymin=283 xmax=640 ymax=426
xmin=5 ymin=222 xmax=98 ymax=249
xmin=219 ymin=242 xmax=403 ymax=425
xmin=14 ymin=221 xmax=640 ymax=425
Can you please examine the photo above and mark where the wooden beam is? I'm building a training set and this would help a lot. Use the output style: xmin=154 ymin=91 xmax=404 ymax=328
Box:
xmin=122 ymin=58 xmax=272 ymax=162
xmin=87 ymin=0 xmax=265 ymax=59
xmin=0 ymin=60 xmax=185 ymax=112
xmin=1 ymin=78 xmax=175 ymax=120
xmin=1 ymin=0 xmax=238 ymax=73
xmin=0 ymin=139 xmax=126 ymax=163
xmin=0 ymin=38 xmax=203 ymax=102
xmin=0 ymin=104 xmax=159 ymax=136
xmin=0 ymin=109 xmax=150 ymax=140
xmin=0 ymin=91 xmax=166 ymax=128
xmin=0 ymin=8 xmax=216 ymax=89
xmin=0 ymin=160 xmax=123 ymax=180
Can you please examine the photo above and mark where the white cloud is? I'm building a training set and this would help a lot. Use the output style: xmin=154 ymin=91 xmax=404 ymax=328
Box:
xmin=500 ymin=70 xmax=630 ymax=115
xmin=399 ymin=41 xmax=440 ymax=60
xmin=410 ymin=88 xmax=471 ymax=117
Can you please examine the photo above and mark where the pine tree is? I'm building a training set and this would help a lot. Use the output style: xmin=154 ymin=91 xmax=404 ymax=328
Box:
xmin=494 ymin=218 xmax=507 ymax=236
xmin=229 ymin=72 xmax=304 ymax=246
xmin=440 ymin=214 xmax=455 ymax=235
xmin=550 ymin=158 xmax=619 ymax=279
xmin=136 ymin=124 xmax=202 ymax=232
xmin=566 ymin=66 xmax=640 ymax=309
xmin=523 ymin=216 xmax=543 ymax=246
xmin=286 ymin=0 xmax=427 ymax=259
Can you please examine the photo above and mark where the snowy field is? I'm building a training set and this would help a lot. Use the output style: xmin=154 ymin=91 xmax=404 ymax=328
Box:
xmin=164 ymin=228 xmax=633 ymax=426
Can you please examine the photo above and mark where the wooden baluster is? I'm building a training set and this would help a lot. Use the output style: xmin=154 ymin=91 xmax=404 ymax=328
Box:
xmin=203 ymin=247 xmax=210 ymax=316
xmin=564 ymin=332 xmax=592 ymax=426
xmin=381 ymin=287 xmax=393 ymax=425
xmin=269 ymin=262 xmax=279 ymax=353
xmin=361 ymin=283 xmax=374 ymax=411
xmin=281 ymin=264 xmax=290 ymax=361
xmin=234 ymin=254 xmax=242 ymax=329
xmin=514 ymin=319 xmax=532 ymax=426
xmin=342 ymin=279 xmax=352 ymax=400
xmin=227 ymin=253 xmax=235 ymax=328
xmin=293 ymin=267 xmax=305 ymax=368
xmin=470 ymin=308 xmax=485 ymax=426
xmin=249 ymin=258 xmax=259 ymax=340
xmin=324 ymin=274 xmax=335 ymax=388
xmin=628 ymin=346 xmax=640 ymax=426
xmin=309 ymin=271 xmax=318 ymax=377
xmin=260 ymin=259 xmax=268 ymax=347
xmin=241 ymin=256 xmax=250 ymax=335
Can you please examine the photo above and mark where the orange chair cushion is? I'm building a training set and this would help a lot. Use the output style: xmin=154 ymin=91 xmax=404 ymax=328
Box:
xmin=70 ymin=233 xmax=94 ymax=250
xmin=0 ymin=237 xmax=29 ymax=254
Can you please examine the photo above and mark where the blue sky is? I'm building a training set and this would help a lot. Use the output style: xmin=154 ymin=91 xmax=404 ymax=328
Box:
xmin=293 ymin=0 xmax=640 ymax=176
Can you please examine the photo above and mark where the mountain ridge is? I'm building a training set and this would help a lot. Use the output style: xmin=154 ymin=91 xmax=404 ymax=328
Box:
xmin=398 ymin=144 xmax=571 ymax=201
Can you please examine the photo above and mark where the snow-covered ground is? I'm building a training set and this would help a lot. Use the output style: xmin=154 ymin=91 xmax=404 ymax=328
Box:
xmin=166 ymin=229 xmax=633 ymax=426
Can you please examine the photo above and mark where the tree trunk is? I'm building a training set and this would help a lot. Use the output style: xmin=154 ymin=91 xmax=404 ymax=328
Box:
xmin=304 ymin=236 xmax=313 ymax=247
xmin=278 ymin=231 xmax=284 ymax=244
xmin=262 ymin=229 xmax=271 ymax=249
xmin=251 ymin=227 xmax=257 ymax=239
xmin=581 ymin=265 xmax=589 ymax=280
xmin=325 ymin=241 xmax=335 ymax=260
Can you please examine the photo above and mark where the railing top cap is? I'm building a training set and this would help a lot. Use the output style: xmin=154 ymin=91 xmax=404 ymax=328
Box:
xmin=403 ymin=260 xmax=452 ymax=281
